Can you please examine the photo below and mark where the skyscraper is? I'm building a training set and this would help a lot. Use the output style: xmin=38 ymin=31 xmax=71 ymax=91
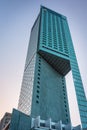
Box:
xmin=18 ymin=6 xmax=87 ymax=129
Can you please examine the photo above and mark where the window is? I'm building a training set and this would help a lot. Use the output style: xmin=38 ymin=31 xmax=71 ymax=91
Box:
xmin=40 ymin=123 xmax=45 ymax=127
xmin=65 ymin=109 xmax=67 ymax=112
xmin=38 ymin=69 xmax=40 ymax=72
xmin=64 ymin=101 xmax=66 ymax=104
xmin=37 ymin=90 xmax=39 ymax=93
xmin=65 ymin=105 xmax=67 ymax=108
xmin=37 ymin=95 xmax=39 ymax=98
xmin=38 ymin=66 xmax=41 ymax=69
xmin=64 ymin=97 xmax=66 ymax=99
xmin=66 ymin=114 xmax=68 ymax=117
xmin=37 ymin=85 xmax=40 ymax=88
xmin=36 ymin=100 xmax=39 ymax=104
xmin=63 ymin=89 xmax=65 ymax=92
xmin=62 ymin=127 xmax=65 ymax=130
xmin=37 ymin=81 xmax=40 ymax=84
xmin=38 ymin=73 xmax=40 ymax=76
xmin=66 ymin=119 xmax=68 ymax=123
xmin=38 ymin=77 xmax=40 ymax=80
xmin=52 ymin=125 xmax=55 ymax=129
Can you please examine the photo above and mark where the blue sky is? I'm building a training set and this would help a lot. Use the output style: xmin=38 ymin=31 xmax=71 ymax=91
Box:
xmin=0 ymin=0 xmax=87 ymax=126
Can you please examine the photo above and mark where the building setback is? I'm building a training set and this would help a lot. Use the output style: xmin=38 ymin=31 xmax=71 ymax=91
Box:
xmin=18 ymin=6 xmax=87 ymax=129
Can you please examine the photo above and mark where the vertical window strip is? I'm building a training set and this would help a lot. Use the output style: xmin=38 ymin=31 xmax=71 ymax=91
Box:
xmin=54 ymin=15 xmax=58 ymax=50
xmin=60 ymin=18 xmax=65 ymax=53
xmin=50 ymin=14 xmax=54 ymax=48
xmin=57 ymin=17 xmax=63 ymax=52
xmin=61 ymin=20 xmax=68 ymax=54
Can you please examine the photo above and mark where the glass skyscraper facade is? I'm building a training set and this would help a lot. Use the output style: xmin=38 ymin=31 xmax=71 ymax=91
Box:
xmin=18 ymin=6 xmax=87 ymax=129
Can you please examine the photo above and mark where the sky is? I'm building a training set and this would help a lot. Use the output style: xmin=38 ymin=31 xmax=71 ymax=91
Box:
xmin=0 ymin=0 xmax=87 ymax=127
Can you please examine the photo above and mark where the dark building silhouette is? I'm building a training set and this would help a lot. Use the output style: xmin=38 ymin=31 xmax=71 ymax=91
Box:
xmin=0 ymin=112 xmax=11 ymax=130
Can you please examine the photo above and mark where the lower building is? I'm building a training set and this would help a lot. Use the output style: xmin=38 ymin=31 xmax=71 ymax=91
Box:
xmin=0 ymin=112 xmax=11 ymax=130
xmin=9 ymin=109 xmax=31 ymax=130
xmin=9 ymin=109 xmax=81 ymax=130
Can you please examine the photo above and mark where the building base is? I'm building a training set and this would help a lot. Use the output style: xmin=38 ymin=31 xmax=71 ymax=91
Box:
xmin=9 ymin=109 xmax=81 ymax=130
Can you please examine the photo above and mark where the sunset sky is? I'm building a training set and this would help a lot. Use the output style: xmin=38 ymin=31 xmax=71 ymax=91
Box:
xmin=0 ymin=0 xmax=87 ymax=127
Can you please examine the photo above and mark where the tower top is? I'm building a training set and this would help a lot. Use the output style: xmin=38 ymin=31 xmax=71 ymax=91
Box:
xmin=40 ymin=6 xmax=67 ymax=20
